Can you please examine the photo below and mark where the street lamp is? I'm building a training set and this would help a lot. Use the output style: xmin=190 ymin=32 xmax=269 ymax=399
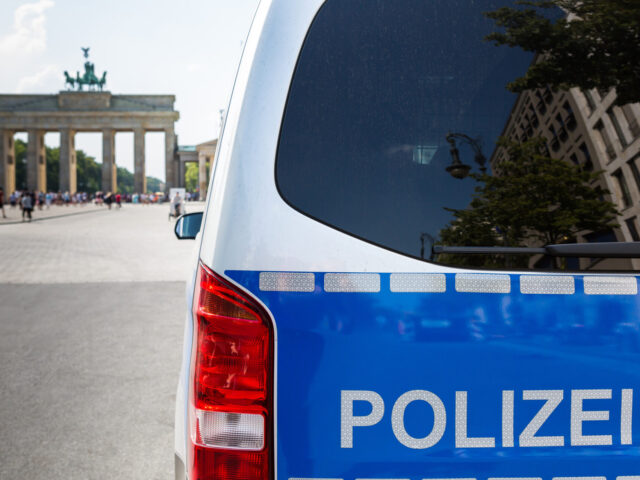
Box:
xmin=420 ymin=232 xmax=435 ymax=261
xmin=445 ymin=132 xmax=487 ymax=180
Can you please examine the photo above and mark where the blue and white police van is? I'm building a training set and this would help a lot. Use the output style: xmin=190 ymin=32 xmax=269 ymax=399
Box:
xmin=173 ymin=0 xmax=640 ymax=479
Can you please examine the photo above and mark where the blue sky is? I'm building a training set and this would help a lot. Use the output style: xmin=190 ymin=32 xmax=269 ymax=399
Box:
xmin=0 ymin=0 xmax=260 ymax=181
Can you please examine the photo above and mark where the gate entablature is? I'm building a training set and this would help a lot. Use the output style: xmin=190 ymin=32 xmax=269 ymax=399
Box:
xmin=0 ymin=91 xmax=179 ymax=194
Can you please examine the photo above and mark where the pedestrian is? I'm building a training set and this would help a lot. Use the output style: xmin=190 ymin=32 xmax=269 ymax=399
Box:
xmin=21 ymin=190 xmax=33 ymax=222
xmin=105 ymin=192 xmax=113 ymax=210
xmin=115 ymin=192 xmax=122 ymax=209
xmin=0 ymin=187 xmax=6 ymax=218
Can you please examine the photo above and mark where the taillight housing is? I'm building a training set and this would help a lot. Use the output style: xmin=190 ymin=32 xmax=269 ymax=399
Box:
xmin=188 ymin=263 xmax=273 ymax=480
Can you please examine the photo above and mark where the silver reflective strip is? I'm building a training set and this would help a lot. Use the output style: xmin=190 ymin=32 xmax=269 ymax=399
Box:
xmin=553 ymin=477 xmax=606 ymax=480
xmin=617 ymin=477 xmax=640 ymax=480
xmin=423 ymin=478 xmax=476 ymax=480
xmin=520 ymin=275 xmax=575 ymax=295
xmin=489 ymin=478 xmax=542 ymax=480
xmin=259 ymin=272 xmax=315 ymax=292
xmin=455 ymin=274 xmax=510 ymax=293
xmin=584 ymin=276 xmax=638 ymax=295
xmin=390 ymin=273 xmax=446 ymax=293
xmin=324 ymin=273 xmax=380 ymax=292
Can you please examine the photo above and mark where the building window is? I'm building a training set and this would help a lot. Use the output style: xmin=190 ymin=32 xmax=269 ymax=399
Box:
xmin=563 ymin=101 xmax=577 ymax=131
xmin=528 ymin=105 xmax=539 ymax=127
xmin=595 ymin=120 xmax=615 ymax=161
xmin=625 ymin=217 xmax=640 ymax=242
xmin=579 ymin=142 xmax=593 ymax=171
xmin=629 ymin=156 xmax=640 ymax=192
xmin=622 ymin=105 xmax=640 ymax=138
xmin=613 ymin=169 xmax=632 ymax=209
xmin=583 ymin=89 xmax=597 ymax=112
xmin=569 ymin=153 xmax=579 ymax=166
xmin=555 ymin=113 xmax=568 ymax=141
xmin=607 ymin=108 xmax=628 ymax=148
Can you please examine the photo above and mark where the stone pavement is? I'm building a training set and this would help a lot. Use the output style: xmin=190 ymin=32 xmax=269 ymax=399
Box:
xmin=0 ymin=203 xmax=203 ymax=283
xmin=0 ymin=202 xmax=105 ymax=225
xmin=0 ymin=203 xmax=205 ymax=479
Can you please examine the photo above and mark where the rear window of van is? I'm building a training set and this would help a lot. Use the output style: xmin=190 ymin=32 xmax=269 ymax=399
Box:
xmin=276 ymin=0 xmax=636 ymax=272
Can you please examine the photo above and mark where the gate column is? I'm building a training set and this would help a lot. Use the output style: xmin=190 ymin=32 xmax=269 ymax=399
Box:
xmin=27 ymin=129 xmax=46 ymax=192
xmin=0 ymin=130 xmax=15 ymax=195
xmin=59 ymin=129 xmax=76 ymax=193
xmin=165 ymin=127 xmax=176 ymax=192
xmin=102 ymin=129 xmax=117 ymax=192
xmin=134 ymin=128 xmax=146 ymax=193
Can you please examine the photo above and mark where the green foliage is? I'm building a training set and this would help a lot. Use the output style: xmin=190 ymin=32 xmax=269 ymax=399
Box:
xmin=76 ymin=150 xmax=101 ymax=193
xmin=46 ymin=146 xmax=59 ymax=191
xmin=15 ymin=139 xmax=27 ymax=190
xmin=12 ymin=140 xmax=164 ymax=193
xmin=438 ymin=137 xmax=619 ymax=267
xmin=185 ymin=162 xmax=198 ymax=191
xmin=116 ymin=167 xmax=134 ymax=194
xmin=146 ymin=176 xmax=163 ymax=193
xmin=485 ymin=0 xmax=640 ymax=105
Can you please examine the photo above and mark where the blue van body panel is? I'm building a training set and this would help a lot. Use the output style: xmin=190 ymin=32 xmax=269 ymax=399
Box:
xmin=227 ymin=270 xmax=640 ymax=479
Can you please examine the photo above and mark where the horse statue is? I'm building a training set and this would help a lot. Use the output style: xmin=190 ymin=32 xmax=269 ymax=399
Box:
xmin=63 ymin=71 xmax=75 ymax=90
xmin=98 ymin=72 xmax=107 ymax=91
xmin=64 ymin=49 xmax=108 ymax=91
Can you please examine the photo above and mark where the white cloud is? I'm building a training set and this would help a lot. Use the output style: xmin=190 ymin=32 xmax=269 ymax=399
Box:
xmin=16 ymin=64 xmax=60 ymax=93
xmin=0 ymin=0 xmax=55 ymax=56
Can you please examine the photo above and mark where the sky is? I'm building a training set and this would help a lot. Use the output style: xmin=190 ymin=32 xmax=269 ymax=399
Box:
xmin=0 ymin=0 xmax=260 ymax=181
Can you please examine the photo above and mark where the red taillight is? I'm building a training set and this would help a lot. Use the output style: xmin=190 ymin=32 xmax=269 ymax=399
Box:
xmin=189 ymin=263 xmax=273 ymax=480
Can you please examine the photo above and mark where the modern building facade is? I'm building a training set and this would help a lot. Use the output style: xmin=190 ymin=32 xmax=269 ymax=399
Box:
xmin=489 ymin=82 xmax=640 ymax=269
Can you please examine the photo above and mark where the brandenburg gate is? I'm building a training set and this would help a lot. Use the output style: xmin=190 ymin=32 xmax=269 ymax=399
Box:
xmin=0 ymin=91 xmax=179 ymax=194
xmin=0 ymin=49 xmax=179 ymax=194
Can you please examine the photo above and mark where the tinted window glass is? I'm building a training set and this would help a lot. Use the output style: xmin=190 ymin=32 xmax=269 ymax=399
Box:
xmin=276 ymin=0 xmax=636 ymax=271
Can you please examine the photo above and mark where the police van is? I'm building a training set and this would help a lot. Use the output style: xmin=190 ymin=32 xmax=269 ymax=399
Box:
xmin=173 ymin=0 xmax=640 ymax=479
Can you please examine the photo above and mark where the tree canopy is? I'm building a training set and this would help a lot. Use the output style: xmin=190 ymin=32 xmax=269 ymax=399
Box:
xmin=484 ymin=0 xmax=640 ymax=105
xmin=438 ymin=138 xmax=619 ymax=268
xmin=13 ymin=138 xmax=163 ymax=193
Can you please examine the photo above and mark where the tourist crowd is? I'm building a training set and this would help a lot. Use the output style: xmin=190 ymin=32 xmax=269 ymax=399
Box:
xmin=0 ymin=188 xmax=201 ymax=222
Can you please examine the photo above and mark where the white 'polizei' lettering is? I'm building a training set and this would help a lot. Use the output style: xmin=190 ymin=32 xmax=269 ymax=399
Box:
xmin=455 ymin=391 xmax=495 ymax=448
xmin=340 ymin=390 xmax=384 ymax=448
xmin=391 ymin=390 xmax=446 ymax=449
xmin=571 ymin=389 xmax=613 ymax=446
xmin=519 ymin=390 xmax=564 ymax=447
xmin=340 ymin=388 xmax=633 ymax=449
xmin=502 ymin=390 xmax=515 ymax=447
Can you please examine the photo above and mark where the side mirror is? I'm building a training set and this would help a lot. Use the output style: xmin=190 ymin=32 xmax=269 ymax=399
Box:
xmin=174 ymin=212 xmax=204 ymax=240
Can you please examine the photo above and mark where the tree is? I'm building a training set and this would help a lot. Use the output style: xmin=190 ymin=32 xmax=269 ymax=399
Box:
xmin=14 ymin=139 xmax=27 ymax=190
xmin=485 ymin=0 xmax=640 ymax=105
xmin=76 ymin=150 xmax=101 ymax=193
xmin=185 ymin=162 xmax=198 ymax=192
xmin=46 ymin=146 xmax=59 ymax=192
xmin=146 ymin=176 xmax=164 ymax=193
xmin=12 ymin=141 xmax=165 ymax=193
xmin=438 ymin=138 xmax=619 ymax=268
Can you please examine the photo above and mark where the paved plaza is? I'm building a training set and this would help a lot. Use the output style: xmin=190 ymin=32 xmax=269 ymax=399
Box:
xmin=0 ymin=204 xmax=203 ymax=479
xmin=0 ymin=203 xmax=201 ymax=283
